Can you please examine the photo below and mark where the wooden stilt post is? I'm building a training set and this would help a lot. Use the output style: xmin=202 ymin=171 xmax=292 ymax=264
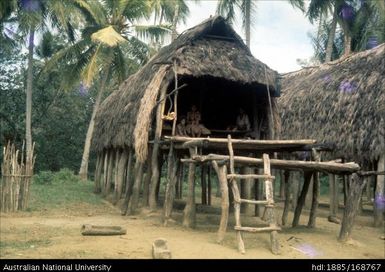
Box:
xmin=374 ymin=154 xmax=385 ymax=227
xmin=142 ymin=150 xmax=152 ymax=206
xmin=176 ymin=163 xmax=183 ymax=199
xmin=127 ymin=160 xmax=144 ymax=215
xmin=292 ymin=171 xmax=313 ymax=227
xmin=282 ymin=170 xmax=291 ymax=226
xmin=279 ymin=170 xmax=285 ymax=199
xmin=104 ymin=149 xmax=114 ymax=197
xmin=102 ymin=150 xmax=108 ymax=196
xmin=308 ymin=149 xmax=320 ymax=228
xmin=121 ymin=149 xmax=134 ymax=215
xmin=113 ymin=149 xmax=128 ymax=204
xmin=339 ymin=174 xmax=366 ymax=241
xmin=163 ymin=150 xmax=179 ymax=225
xmin=201 ymin=164 xmax=207 ymax=205
xmin=328 ymin=174 xmax=340 ymax=223
xmin=113 ymin=149 xmax=121 ymax=201
xmin=208 ymin=165 xmax=212 ymax=206
xmin=292 ymin=171 xmax=300 ymax=211
xmin=212 ymin=161 xmax=229 ymax=243
xmin=94 ymin=152 xmax=102 ymax=194
xmin=183 ymin=148 xmax=197 ymax=228
xmin=149 ymin=83 xmax=167 ymax=211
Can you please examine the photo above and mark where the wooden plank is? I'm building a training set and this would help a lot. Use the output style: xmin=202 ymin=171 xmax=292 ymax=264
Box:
xmin=227 ymin=174 xmax=275 ymax=180
xmin=190 ymin=154 xmax=360 ymax=174
xmin=238 ymin=199 xmax=268 ymax=205
xmin=234 ymin=226 xmax=281 ymax=232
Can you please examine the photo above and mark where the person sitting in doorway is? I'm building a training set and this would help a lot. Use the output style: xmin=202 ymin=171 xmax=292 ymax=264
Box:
xmin=176 ymin=116 xmax=188 ymax=136
xmin=235 ymin=108 xmax=251 ymax=131
xmin=186 ymin=105 xmax=211 ymax=137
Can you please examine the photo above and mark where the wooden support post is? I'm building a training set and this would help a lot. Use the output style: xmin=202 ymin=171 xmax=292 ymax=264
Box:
xmin=113 ymin=149 xmax=121 ymax=201
xmin=254 ymin=170 xmax=263 ymax=217
xmin=305 ymin=175 xmax=313 ymax=209
xmin=183 ymin=163 xmax=196 ymax=227
xmin=142 ymin=151 xmax=152 ymax=207
xmin=240 ymin=166 xmax=253 ymax=214
xmin=156 ymin=156 xmax=164 ymax=202
xmin=228 ymin=135 xmax=245 ymax=254
xmin=374 ymin=154 xmax=385 ymax=227
xmin=201 ymin=164 xmax=207 ymax=205
xmin=292 ymin=171 xmax=313 ymax=227
xmin=127 ymin=160 xmax=144 ymax=215
xmin=113 ymin=149 xmax=128 ymax=204
xmin=308 ymin=149 xmax=320 ymax=228
xmin=328 ymin=174 xmax=340 ymax=223
xmin=183 ymin=148 xmax=196 ymax=228
xmin=102 ymin=150 xmax=108 ymax=196
xmin=149 ymin=84 xmax=167 ymax=211
xmin=212 ymin=161 xmax=229 ymax=243
xmin=176 ymin=163 xmax=183 ymax=199
xmin=279 ymin=170 xmax=285 ymax=199
xmin=94 ymin=153 xmax=102 ymax=194
xmin=121 ymin=149 xmax=134 ymax=215
xmin=207 ymin=166 xmax=212 ymax=206
xmin=282 ymin=170 xmax=291 ymax=226
xmin=263 ymin=154 xmax=279 ymax=255
xmin=292 ymin=171 xmax=300 ymax=211
xmin=339 ymin=174 xmax=366 ymax=241
xmin=104 ymin=149 xmax=114 ymax=197
xmin=163 ymin=149 xmax=179 ymax=225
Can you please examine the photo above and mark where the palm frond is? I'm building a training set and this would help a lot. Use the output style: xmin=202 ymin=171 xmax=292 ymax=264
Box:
xmin=133 ymin=24 xmax=171 ymax=43
xmin=216 ymin=0 xmax=237 ymax=24
xmin=91 ymin=25 xmax=127 ymax=47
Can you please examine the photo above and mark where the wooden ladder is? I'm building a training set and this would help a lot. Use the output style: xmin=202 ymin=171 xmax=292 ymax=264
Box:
xmin=227 ymin=135 xmax=280 ymax=254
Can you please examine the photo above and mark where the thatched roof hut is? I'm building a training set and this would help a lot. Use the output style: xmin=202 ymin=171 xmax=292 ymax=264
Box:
xmin=93 ymin=16 xmax=280 ymax=162
xmin=280 ymin=44 xmax=385 ymax=166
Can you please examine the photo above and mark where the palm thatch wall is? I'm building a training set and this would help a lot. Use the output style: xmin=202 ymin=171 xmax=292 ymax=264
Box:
xmin=280 ymin=44 xmax=385 ymax=166
xmin=93 ymin=16 xmax=279 ymax=162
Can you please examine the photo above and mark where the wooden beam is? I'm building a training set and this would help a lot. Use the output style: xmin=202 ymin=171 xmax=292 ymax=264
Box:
xmin=190 ymin=154 xmax=360 ymax=174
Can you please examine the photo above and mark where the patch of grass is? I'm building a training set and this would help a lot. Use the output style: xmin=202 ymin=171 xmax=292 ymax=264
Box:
xmin=28 ymin=168 xmax=103 ymax=211
xmin=0 ymin=239 xmax=51 ymax=250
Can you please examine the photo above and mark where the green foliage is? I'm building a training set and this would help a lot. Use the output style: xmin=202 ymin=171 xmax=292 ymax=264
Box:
xmin=29 ymin=168 xmax=102 ymax=211
xmin=33 ymin=168 xmax=81 ymax=185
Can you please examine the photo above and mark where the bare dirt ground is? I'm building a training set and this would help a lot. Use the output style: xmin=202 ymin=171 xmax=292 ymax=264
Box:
xmin=0 ymin=198 xmax=384 ymax=259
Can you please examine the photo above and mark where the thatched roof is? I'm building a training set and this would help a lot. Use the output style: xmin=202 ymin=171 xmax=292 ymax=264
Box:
xmin=93 ymin=16 xmax=279 ymax=161
xmin=279 ymin=44 xmax=385 ymax=165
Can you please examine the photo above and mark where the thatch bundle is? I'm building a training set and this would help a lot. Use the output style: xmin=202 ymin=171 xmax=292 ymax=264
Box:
xmin=280 ymin=44 xmax=385 ymax=165
xmin=93 ymin=16 xmax=279 ymax=161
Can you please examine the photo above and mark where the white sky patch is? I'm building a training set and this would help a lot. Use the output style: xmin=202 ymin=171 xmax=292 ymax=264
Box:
xmin=178 ymin=0 xmax=316 ymax=73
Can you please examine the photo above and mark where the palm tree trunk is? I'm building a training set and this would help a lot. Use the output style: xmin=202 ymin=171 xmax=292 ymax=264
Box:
xmin=341 ymin=21 xmax=352 ymax=57
xmin=171 ymin=2 xmax=179 ymax=41
xmin=26 ymin=28 xmax=35 ymax=163
xmin=325 ymin=5 xmax=338 ymax=62
xmin=79 ymin=65 xmax=111 ymax=180
xmin=245 ymin=0 xmax=251 ymax=48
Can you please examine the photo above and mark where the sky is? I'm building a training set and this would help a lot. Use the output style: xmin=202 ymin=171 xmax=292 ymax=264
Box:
xmin=177 ymin=0 xmax=317 ymax=73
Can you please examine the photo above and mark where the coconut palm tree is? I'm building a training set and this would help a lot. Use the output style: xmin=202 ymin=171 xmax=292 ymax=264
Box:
xmin=3 ymin=0 xmax=82 ymax=165
xmin=216 ymin=0 xmax=304 ymax=48
xmin=44 ymin=0 xmax=171 ymax=180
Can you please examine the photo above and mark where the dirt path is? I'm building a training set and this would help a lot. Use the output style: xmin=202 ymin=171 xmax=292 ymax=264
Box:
xmin=0 ymin=200 xmax=384 ymax=259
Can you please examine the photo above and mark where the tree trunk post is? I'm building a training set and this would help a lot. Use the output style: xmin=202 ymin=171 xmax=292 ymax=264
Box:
xmin=328 ymin=174 xmax=340 ymax=223
xmin=127 ymin=160 xmax=144 ymax=215
xmin=113 ymin=149 xmax=128 ymax=204
xmin=142 ymin=149 xmax=152 ymax=207
xmin=212 ymin=161 xmax=229 ymax=243
xmin=339 ymin=174 xmax=366 ymax=242
xmin=308 ymin=149 xmax=320 ymax=228
xmin=121 ymin=149 xmax=134 ymax=215
xmin=163 ymin=149 xmax=179 ymax=224
xmin=94 ymin=152 xmax=102 ymax=194
xmin=374 ymin=154 xmax=385 ymax=227
xmin=112 ymin=149 xmax=122 ymax=203
xmin=201 ymin=164 xmax=207 ymax=205
xmin=149 ymin=84 xmax=167 ymax=211
xmin=183 ymin=148 xmax=196 ymax=228
xmin=292 ymin=171 xmax=313 ymax=227
xmin=104 ymin=149 xmax=114 ymax=197
xmin=207 ymin=165 xmax=212 ymax=206
xmin=282 ymin=170 xmax=291 ymax=226
xmin=291 ymin=171 xmax=300 ymax=211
